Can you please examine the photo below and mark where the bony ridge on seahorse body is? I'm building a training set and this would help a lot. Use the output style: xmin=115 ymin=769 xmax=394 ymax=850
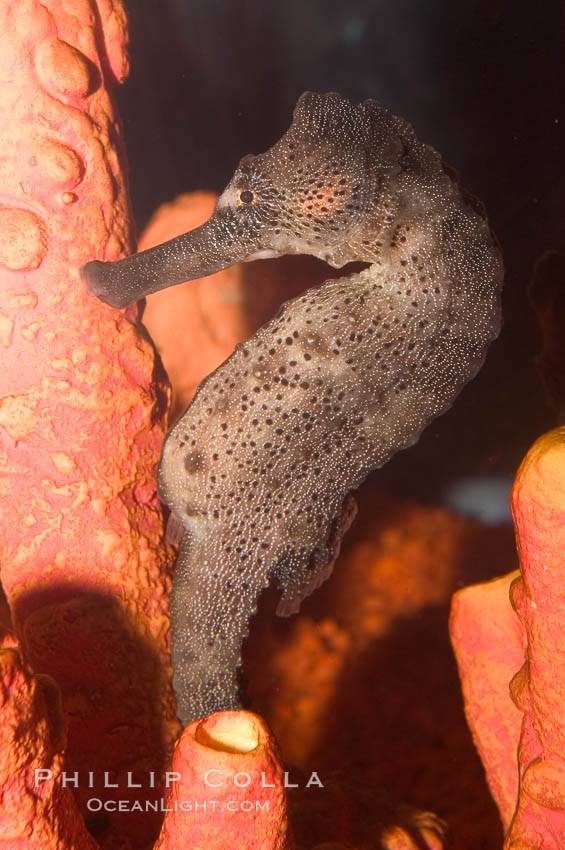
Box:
xmin=81 ymin=91 xmax=504 ymax=725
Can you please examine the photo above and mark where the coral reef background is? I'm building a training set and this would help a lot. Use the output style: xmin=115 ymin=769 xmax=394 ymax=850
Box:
xmin=0 ymin=1 xmax=563 ymax=847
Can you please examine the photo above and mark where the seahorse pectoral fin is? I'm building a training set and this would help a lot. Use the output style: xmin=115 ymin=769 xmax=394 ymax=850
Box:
xmin=80 ymin=207 xmax=258 ymax=309
xmin=170 ymin=534 xmax=268 ymax=725
xmin=165 ymin=511 xmax=185 ymax=546
xmin=275 ymin=493 xmax=358 ymax=617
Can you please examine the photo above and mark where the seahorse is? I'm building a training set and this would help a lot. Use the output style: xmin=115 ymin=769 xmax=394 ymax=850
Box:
xmin=81 ymin=92 xmax=503 ymax=725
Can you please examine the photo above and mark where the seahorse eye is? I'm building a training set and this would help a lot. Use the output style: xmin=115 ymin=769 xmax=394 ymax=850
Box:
xmin=240 ymin=190 xmax=254 ymax=204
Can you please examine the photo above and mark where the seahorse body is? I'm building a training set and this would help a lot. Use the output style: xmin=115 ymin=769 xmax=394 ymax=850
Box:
xmin=82 ymin=92 xmax=503 ymax=724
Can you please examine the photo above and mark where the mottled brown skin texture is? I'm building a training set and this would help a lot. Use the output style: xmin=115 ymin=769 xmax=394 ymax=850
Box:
xmin=83 ymin=92 xmax=504 ymax=725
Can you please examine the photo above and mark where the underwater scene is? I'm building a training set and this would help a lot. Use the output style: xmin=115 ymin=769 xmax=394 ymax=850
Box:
xmin=0 ymin=0 xmax=563 ymax=848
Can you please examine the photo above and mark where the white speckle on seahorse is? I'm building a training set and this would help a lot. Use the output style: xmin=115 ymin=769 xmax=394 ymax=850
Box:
xmin=81 ymin=92 xmax=504 ymax=724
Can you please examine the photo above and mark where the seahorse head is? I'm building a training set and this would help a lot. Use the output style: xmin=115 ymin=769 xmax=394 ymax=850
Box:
xmin=80 ymin=92 xmax=416 ymax=308
xmin=214 ymin=91 xmax=413 ymax=268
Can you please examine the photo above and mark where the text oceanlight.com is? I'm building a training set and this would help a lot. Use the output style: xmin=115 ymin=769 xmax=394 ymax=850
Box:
xmin=34 ymin=768 xmax=324 ymax=816
xmin=86 ymin=799 xmax=271 ymax=813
